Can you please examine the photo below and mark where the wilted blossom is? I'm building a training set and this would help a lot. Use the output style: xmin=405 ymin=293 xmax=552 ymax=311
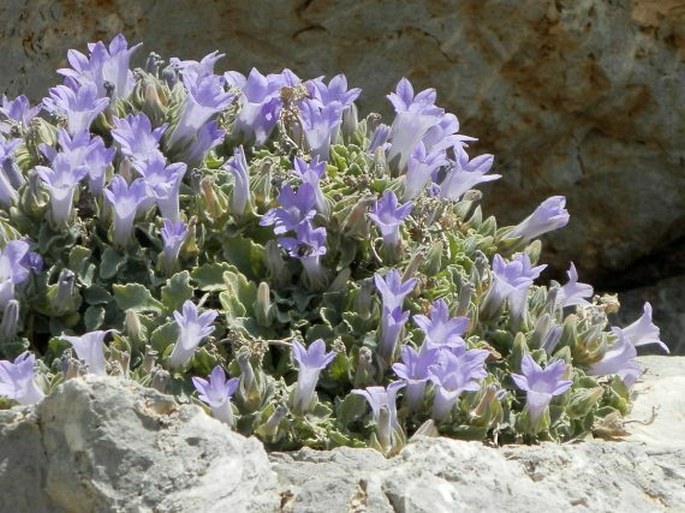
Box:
xmin=0 ymin=95 xmax=41 ymax=131
xmin=413 ymin=299 xmax=469 ymax=350
xmin=507 ymin=196 xmax=570 ymax=243
xmin=168 ymin=57 xmax=234 ymax=147
xmin=368 ymin=190 xmax=413 ymax=250
xmin=168 ymin=300 xmax=218 ymax=369
xmin=290 ymin=338 xmax=336 ymax=414
xmin=160 ymin=219 xmax=188 ymax=274
xmin=392 ymin=345 xmax=436 ymax=411
xmin=225 ymin=145 xmax=251 ymax=217
xmin=402 ymin=142 xmax=446 ymax=201
xmin=556 ymin=262 xmax=593 ymax=308
xmin=111 ymin=113 xmax=167 ymax=165
xmin=291 ymin=157 xmax=327 ymax=215
xmin=480 ymin=253 xmax=547 ymax=326
xmin=587 ymin=328 xmax=641 ymax=387
xmin=58 ymin=33 xmax=142 ymax=99
xmin=192 ymin=365 xmax=240 ymax=426
xmin=35 ymin=152 xmax=89 ymax=226
xmin=103 ymin=176 xmax=148 ymax=247
xmin=511 ymin=353 xmax=572 ymax=428
xmin=225 ymin=68 xmax=287 ymax=146
xmin=438 ymin=145 xmax=499 ymax=202
xmin=352 ymin=381 xmax=405 ymax=454
xmin=428 ymin=348 xmax=489 ymax=421
xmin=134 ymin=153 xmax=187 ymax=221
xmin=60 ymin=330 xmax=112 ymax=375
xmin=622 ymin=302 xmax=669 ymax=353
xmin=260 ymin=183 xmax=317 ymax=235
xmin=0 ymin=351 xmax=44 ymax=405
xmin=0 ymin=240 xmax=31 ymax=311
xmin=43 ymin=82 xmax=109 ymax=135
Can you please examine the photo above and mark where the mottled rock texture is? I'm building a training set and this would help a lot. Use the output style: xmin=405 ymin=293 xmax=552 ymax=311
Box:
xmin=0 ymin=0 xmax=683 ymax=283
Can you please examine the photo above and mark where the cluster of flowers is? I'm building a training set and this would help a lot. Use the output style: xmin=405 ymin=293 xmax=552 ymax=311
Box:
xmin=0 ymin=35 xmax=668 ymax=453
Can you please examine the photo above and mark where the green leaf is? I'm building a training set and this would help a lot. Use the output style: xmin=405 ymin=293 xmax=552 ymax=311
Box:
xmin=100 ymin=247 xmax=126 ymax=280
xmin=222 ymin=236 xmax=266 ymax=282
xmin=336 ymin=393 xmax=368 ymax=426
xmin=150 ymin=320 xmax=178 ymax=353
xmin=219 ymin=269 xmax=257 ymax=323
xmin=84 ymin=305 xmax=105 ymax=331
xmin=190 ymin=262 xmax=232 ymax=291
xmin=160 ymin=271 xmax=194 ymax=311
xmin=112 ymin=283 xmax=163 ymax=313
xmin=68 ymin=245 xmax=96 ymax=286
xmin=83 ymin=284 xmax=113 ymax=305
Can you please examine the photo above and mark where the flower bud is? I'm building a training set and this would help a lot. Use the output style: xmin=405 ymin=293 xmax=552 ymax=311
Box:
xmin=0 ymin=299 xmax=20 ymax=341
xmin=253 ymin=282 xmax=273 ymax=327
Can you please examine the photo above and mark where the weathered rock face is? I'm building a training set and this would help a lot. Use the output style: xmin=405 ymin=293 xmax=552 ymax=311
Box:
xmin=1 ymin=358 xmax=684 ymax=512
xmin=0 ymin=0 xmax=683 ymax=282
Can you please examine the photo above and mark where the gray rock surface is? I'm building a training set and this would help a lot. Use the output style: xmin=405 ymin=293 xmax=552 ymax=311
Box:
xmin=1 ymin=359 xmax=683 ymax=513
xmin=0 ymin=376 xmax=278 ymax=513
xmin=0 ymin=0 xmax=683 ymax=281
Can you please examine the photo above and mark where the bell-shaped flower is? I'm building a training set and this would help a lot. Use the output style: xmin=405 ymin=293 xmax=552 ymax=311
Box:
xmin=352 ymin=381 xmax=405 ymax=454
xmin=368 ymin=190 xmax=413 ymax=250
xmin=0 ymin=240 xmax=31 ymax=311
xmin=511 ymin=353 xmax=572 ymax=429
xmin=43 ymin=82 xmax=109 ymax=135
xmin=111 ymin=112 xmax=167 ymax=165
xmin=290 ymin=338 xmax=336 ymax=414
xmin=622 ymin=302 xmax=668 ymax=353
xmin=292 ymin=157 xmax=327 ymax=215
xmin=438 ymin=145 xmax=499 ymax=202
xmin=103 ymin=176 xmax=148 ymax=248
xmin=169 ymin=50 xmax=224 ymax=79
xmin=368 ymin=123 xmax=391 ymax=153
xmin=182 ymin=119 xmax=225 ymax=166
xmin=134 ymin=153 xmax=187 ymax=222
xmin=392 ymin=345 xmax=437 ymax=411
xmin=556 ymin=262 xmax=593 ymax=308
xmin=279 ymin=220 xmax=328 ymax=288
xmin=192 ymin=365 xmax=240 ymax=426
xmin=428 ymin=348 xmax=489 ymax=421
xmin=225 ymin=145 xmax=251 ymax=218
xmin=507 ymin=196 xmax=570 ymax=242
xmin=0 ymin=351 xmax=45 ymax=405
xmin=168 ymin=300 xmax=218 ymax=369
xmin=481 ymin=253 xmax=546 ymax=325
xmin=402 ymin=142 xmax=446 ymax=201
xmin=58 ymin=33 xmax=142 ymax=99
xmin=160 ymin=219 xmax=188 ymax=274
xmin=298 ymin=100 xmax=343 ymax=162
xmin=373 ymin=268 xmax=417 ymax=313
xmin=377 ymin=306 xmax=410 ymax=364
xmin=0 ymin=94 xmax=41 ymax=131
xmin=168 ymin=65 xmax=234 ymax=147
xmin=225 ymin=67 xmax=287 ymax=146
xmin=307 ymin=74 xmax=361 ymax=110
xmin=0 ymin=136 xmax=22 ymax=207
xmin=35 ymin=152 xmax=89 ymax=226
xmin=587 ymin=328 xmax=641 ymax=387
xmin=60 ymin=330 xmax=113 ymax=376
xmin=260 ymin=183 xmax=317 ymax=235
xmin=413 ymin=299 xmax=469 ymax=349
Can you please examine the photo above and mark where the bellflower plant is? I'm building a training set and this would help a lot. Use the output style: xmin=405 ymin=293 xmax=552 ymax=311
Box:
xmin=0 ymin=35 xmax=667 ymax=454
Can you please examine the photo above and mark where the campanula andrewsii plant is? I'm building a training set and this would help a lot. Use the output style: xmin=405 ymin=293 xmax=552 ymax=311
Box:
xmin=0 ymin=35 xmax=669 ymax=455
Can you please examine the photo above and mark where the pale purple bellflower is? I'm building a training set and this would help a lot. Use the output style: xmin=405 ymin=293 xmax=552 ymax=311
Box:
xmin=413 ymin=299 xmax=469 ymax=350
xmin=373 ymin=268 xmax=417 ymax=313
xmin=587 ymin=328 xmax=641 ymax=387
xmin=556 ymin=262 xmax=593 ymax=308
xmin=60 ymin=330 xmax=113 ymax=376
xmin=134 ymin=153 xmax=187 ymax=222
xmin=291 ymin=157 xmax=328 ymax=215
xmin=35 ymin=153 xmax=89 ymax=226
xmin=168 ymin=300 xmax=218 ymax=369
xmin=428 ymin=348 xmax=489 ymax=421
xmin=290 ymin=338 xmax=336 ymax=414
xmin=368 ymin=190 xmax=413 ymax=250
xmin=0 ymin=95 xmax=42 ymax=132
xmin=111 ymin=113 xmax=167 ymax=165
xmin=374 ymin=269 xmax=417 ymax=362
xmin=0 ymin=239 xmax=31 ymax=312
xmin=438 ymin=145 xmax=499 ymax=202
xmin=307 ymin=74 xmax=361 ymax=109
xmin=192 ymin=365 xmax=240 ymax=427
xmin=224 ymin=68 xmax=287 ymax=146
xmin=58 ymin=33 xmax=142 ymax=99
xmin=278 ymin=219 xmax=328 ymax=288
xmin=260 ymin=183 xmax=317 ymax=235
xmin=0 ymin=135 xmax=22 ymax=206
xmin=511 ymin=353 xmax=572 ymax=429
xmin=225 ymin=145 xmax=251 ymax=218
xmin=402 ymin=142 xmax=446 ymax=201
xmin=0 ymin=351 xmax=45 ymax=405
xmin=298 ymin=100 xmax=343 ymax=162
xmin=103 ymin=176 xmax=148 ymax=248
xmin=183 ymin=119 xmax=225 ymax=166
xmin=622 ymin=302 xmax=669 ymax=353
xmin=160 ymin=219 xmax=188 ymax=274
xmin=352 ymin=381 xmax=405 ymax=454
xmin=507 ymin=196 xmax=570 ymax=242
xmin=392 ymin=345 xmax=437 ymax=411
xmin=43 ymin=82 xmax=109 ymax=135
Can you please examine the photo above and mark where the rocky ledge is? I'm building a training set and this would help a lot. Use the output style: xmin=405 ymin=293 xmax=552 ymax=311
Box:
xmin=1 ymin=356 xmax=683 ymax=512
